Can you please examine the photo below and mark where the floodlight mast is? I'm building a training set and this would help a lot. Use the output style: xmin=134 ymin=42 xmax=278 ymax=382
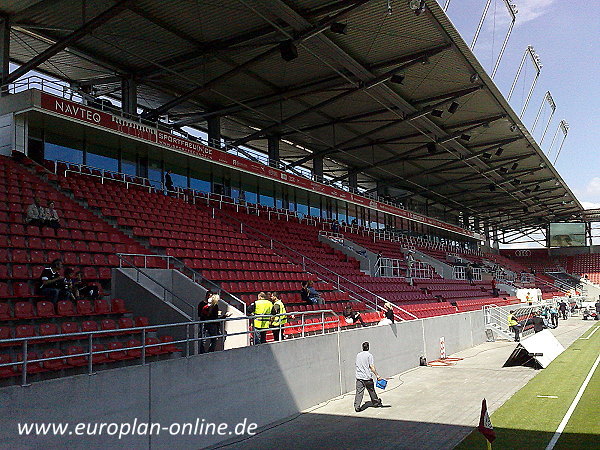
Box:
xmin=507 ymin=46 xmax=542 ymax=117
xmin=531 ymin=91 xmax=557 ymax=146
xmin=491 ymin=1 xmax=518 ymax=78
xmin=551 ymin=120 xmax=569 ymax=165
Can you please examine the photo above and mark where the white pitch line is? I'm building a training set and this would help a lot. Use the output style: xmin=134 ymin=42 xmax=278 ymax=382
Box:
xmin=545 ymin=353 xmax=600 ymax=450
xmin=537 ymin=395 xmax=558 ymax=399
xmin=579 ymin=326 xmax=599 ymax=340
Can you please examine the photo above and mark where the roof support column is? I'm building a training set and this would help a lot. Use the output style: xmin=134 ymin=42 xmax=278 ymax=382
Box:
xmin=313 ymin=155 xmax=323 ymax=183
xmin=207 ymin=116 xmax=222 ymax=149
xmin=348 ymin=172 xmax=358 ymax=192
xmin=0 ymin=16 xmax=9 ymax=96
xmin=121 ymin=76 xmax=137 ymax=117
xmin=267 ymin=134 xmax=280 ymax=168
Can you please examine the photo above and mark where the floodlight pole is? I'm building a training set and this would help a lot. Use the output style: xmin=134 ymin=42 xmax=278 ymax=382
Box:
xmin=552 ymin=121 xmax=569 ymax=165
xmin=471 ymin=0 xmax=493 ymax=50
xmin=507 ymin=46 xmax=542 ymax=117
xmin=491 ymin=0 xmax=518 ymax=79
xmin=539 ymin=92 xmax=556 ymax=145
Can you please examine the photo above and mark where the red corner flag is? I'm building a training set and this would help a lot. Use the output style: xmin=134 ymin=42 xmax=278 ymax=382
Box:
xmin=478 ymin=398 xmax=496 ymax=443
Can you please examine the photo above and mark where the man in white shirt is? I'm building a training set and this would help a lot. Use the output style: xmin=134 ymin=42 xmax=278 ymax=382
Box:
xmin=354 ymin=341 xmax=383 ymax=412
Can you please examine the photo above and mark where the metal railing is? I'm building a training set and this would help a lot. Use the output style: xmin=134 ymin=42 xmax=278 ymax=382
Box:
xmin=453 ymin=266 xmax=483 ymax=281
xmin=374 ymin=257 xmax=404 ymax=278
xmin=116 ymin=253 xmax=246 ymax=314
xmin=116 ymin=253 xmax=196 ymax=320
xmin=208 ymin=206 xmax=418 ymax=321
xmin=0 ymin=310 xmax=339 ymax=386
xmin=484 ymin=304 xmax=538 ymax=340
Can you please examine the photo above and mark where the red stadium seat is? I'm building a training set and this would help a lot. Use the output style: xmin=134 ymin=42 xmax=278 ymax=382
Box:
xmin=91 ymin=344 xmax=109 ymax=364
xmin=36 ymin=301 xmax=56 ymax=318
xmin=144 ymin=337 xmax=163 ymax=355
xmin=61 ymin=321 xmax=80 ymax=337
xmin=11 ymin=265 xmax=29 ymax=279
xmin=14 ymin=301 xmax=36 ymax=319
xmin=160 ymin=336 xmax=180 ymax=353
xmin=0 ymin=302 xmax=11 ymax=320
xmin=39 ymin=323 xmax=59 ymax=341
xmin=118 ymin=317 xmax=134 ymax=333
xmin=107 ymin=342 xmax=128 ymax=360
xmin=66 ymin=345 xmax=87 ymax=367
xmin=57 ymin=300 xmax=75 ymax=316
xmin=0 ymin=354 xmax=14 ymax=378
xmin=76 ymin=299 xmax=94 ymax=315
xmin=94 ymin=299 xmax=111 ymax=314
xmin=125 ymin=339 xmax=142 ymax=358
xmin=81 ymin=320 xmax=98 ymax=333
xmin=16 ymin=352 xmax=44 ymax=374
xmin=15 ymin=324 xmax=36 ymax=339
xmin=111 ymin=298 xmax=127 ymax=313
xmin=12 ymin=282 xmax=31 ymax=298
xmin=42 ymin=349 xmax=68 ymax=371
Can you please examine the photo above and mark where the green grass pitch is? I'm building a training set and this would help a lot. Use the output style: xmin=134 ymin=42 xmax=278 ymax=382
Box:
xmin=456 ymin=324 xmax=600 ymax=449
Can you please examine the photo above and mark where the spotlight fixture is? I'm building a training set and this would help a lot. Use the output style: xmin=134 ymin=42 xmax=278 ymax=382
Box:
xmin=390 ymin=73 xmax=405 ymax=84
xmin=448 ymin=102 xmax=460 ymax=114
xmin=430 ymin=109 xmax=443 ymax=118
xmin=539 ymin=162 xmax=546 ymax=168
xmin=460 ymin=134 xmax=471 ymax=141
xmin=408 ymin=0 xmax=426 ymax=15
xmin=495 ymin=147 xmax=504 ymax=156
xmin=329 ymin=22 xmax=347 ymax=34
xmin=511 ymin=163 xmax=519 ymax=170
xmin=500 ymin=167 xmax=508 ymax=173
xmin=555 ymin=181 xmax=560 ymax=186
xmin=279 ymin=40 xmax=298 ymax=62
xmin=426 ymin=142 xmax=437 ymax=154
xmin=488 ymin=184 xmax=496 ymax=192
xmin=509 ymin=124 xmax=518 ymax=132
xmin=470 ymin=73 xmax=479 ymax=83
xmin=482 ymin=152 xmax=492 ymax=159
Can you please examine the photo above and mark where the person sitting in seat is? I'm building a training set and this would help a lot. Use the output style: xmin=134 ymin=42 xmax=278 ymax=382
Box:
xmin=343 ymin=304 xmax=365 ymax=326
xmin=25 ymin=197 xmax=44 ymax=226
xmin=39 ymin=259 xmax=65 ymax=304
xmin=307 ymin=280 xmax=323 ymax=305
xmin=63 ymin=267 xmax=78 ymax=301
xmin=42 ymin=200 xmax=61 ymax=228
xmin=300 ymin=281 xmax=311 ymax=305
xmin=73 ymin=270 xmax=99 ymax=300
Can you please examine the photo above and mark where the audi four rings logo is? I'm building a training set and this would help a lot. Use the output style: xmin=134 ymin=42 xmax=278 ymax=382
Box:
xmin=515 ymin=250 xmax=531 ymax=257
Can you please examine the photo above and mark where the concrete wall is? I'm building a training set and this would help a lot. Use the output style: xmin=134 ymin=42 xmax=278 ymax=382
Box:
xmin=0 ymin=311 xmax=485 ymax=449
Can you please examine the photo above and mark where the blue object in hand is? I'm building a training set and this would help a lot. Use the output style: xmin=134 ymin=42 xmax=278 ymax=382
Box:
xmin=376 ymin=378 xmax=387 ymax=389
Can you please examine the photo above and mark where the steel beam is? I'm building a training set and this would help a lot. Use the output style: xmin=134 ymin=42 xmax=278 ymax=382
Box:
xmin=4 ymin=0 xmax=133 ymax=85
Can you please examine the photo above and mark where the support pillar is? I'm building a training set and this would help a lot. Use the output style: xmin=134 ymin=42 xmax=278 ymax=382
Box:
xmin=207 ymin=116 xmax=221 ymax=149
xmin=267 ymin=134 xmax=280 ymax=168
xmin=0 ymin=17 xmax=10 ymax=96
xmin=313 ymin=155 xmax=323 ymax=182
xmin=348 ymin=172 xmax=358 ymax=192
xmin=121 ymin=76 xmax=137 ymax=117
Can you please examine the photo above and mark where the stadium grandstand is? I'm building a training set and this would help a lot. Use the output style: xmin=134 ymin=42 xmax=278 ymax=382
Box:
xmin=0 ymin=0 xmax=598 ymax=448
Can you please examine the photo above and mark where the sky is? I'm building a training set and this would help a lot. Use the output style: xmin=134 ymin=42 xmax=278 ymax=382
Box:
xmin=440 ymin=0 xmax=600 ymax=209
xmin=438 ymin=0 xmax=600 ymax=245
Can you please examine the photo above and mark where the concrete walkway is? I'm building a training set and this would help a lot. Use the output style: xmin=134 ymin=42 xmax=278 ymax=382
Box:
xmin=214 ymin=318 xmax=596 ymax=449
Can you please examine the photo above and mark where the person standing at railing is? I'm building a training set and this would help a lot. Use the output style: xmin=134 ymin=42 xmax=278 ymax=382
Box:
xmin=248 ymin=292 xmax=273 ymax=345
xmin=270 ymin=292 xmax=287 ymax=341
xmin=197 ymin=291 xmax=213 ymax=353
xmin=465 ymin=263 xmax=474 ymax=286
xmin=491 ymin=277 xmax=499 ymax=297
xmin=164 ymin=169 xmax=174 ymax=194
xmin=549 ymin=304 xmax=559 ymax=328
xmin=406 ymin=251 xmax=414 ymax=286
xmin=507 ymin=311 xmax=521 ymax=342
xmin=204 ymin=293 xmax=230 ymax=352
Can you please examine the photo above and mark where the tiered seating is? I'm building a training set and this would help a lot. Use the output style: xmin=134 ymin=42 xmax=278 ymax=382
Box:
xmin=455 ymin=297 xmax=517 ymax=312
xmin=559 ymin=253 xmax=600 ymax=284
xmin=0 ymin=156 xmax=179 ymax=382
xmin=55 ymin=171 xmax=347 ymax=308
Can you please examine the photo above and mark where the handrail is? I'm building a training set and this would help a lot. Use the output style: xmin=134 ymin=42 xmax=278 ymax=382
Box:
xmin=117 ymin=253 xmax=246 ymax=314
xmin=116 ymin=253 xmax=195 ymax=320
xmin=208 ymin=206 xmax=418 ymax=321
xmin=0 ymin=309 xmax=339 ymax=386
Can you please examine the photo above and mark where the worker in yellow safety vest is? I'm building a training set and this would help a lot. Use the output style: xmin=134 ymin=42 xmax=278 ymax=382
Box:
xmin=270 ymin=292 xmax=287 ymax=342
xmin=507 ymin=310 xmax=521 ymax=342
xmin=249 ymin=292 xmax=272 ymax=345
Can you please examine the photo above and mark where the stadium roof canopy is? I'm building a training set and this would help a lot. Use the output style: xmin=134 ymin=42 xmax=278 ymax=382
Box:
xmin=0 ymin=0 xmax=583 ymax=232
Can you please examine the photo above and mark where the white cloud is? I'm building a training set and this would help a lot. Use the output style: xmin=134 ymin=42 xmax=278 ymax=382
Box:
xmin=513 ymin=0 xmax=556 ymax=25
xmin=581 ymin=201 xmax=600 ymax=210
xmin=584 ymin=177 xmax=600 ymax=196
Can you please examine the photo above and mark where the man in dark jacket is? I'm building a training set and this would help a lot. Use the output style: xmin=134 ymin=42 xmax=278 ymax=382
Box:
xmin=558 ymin=301 xmax=568 ymax=320
xmin=531 ymin=312 xmax=546 ymax=333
